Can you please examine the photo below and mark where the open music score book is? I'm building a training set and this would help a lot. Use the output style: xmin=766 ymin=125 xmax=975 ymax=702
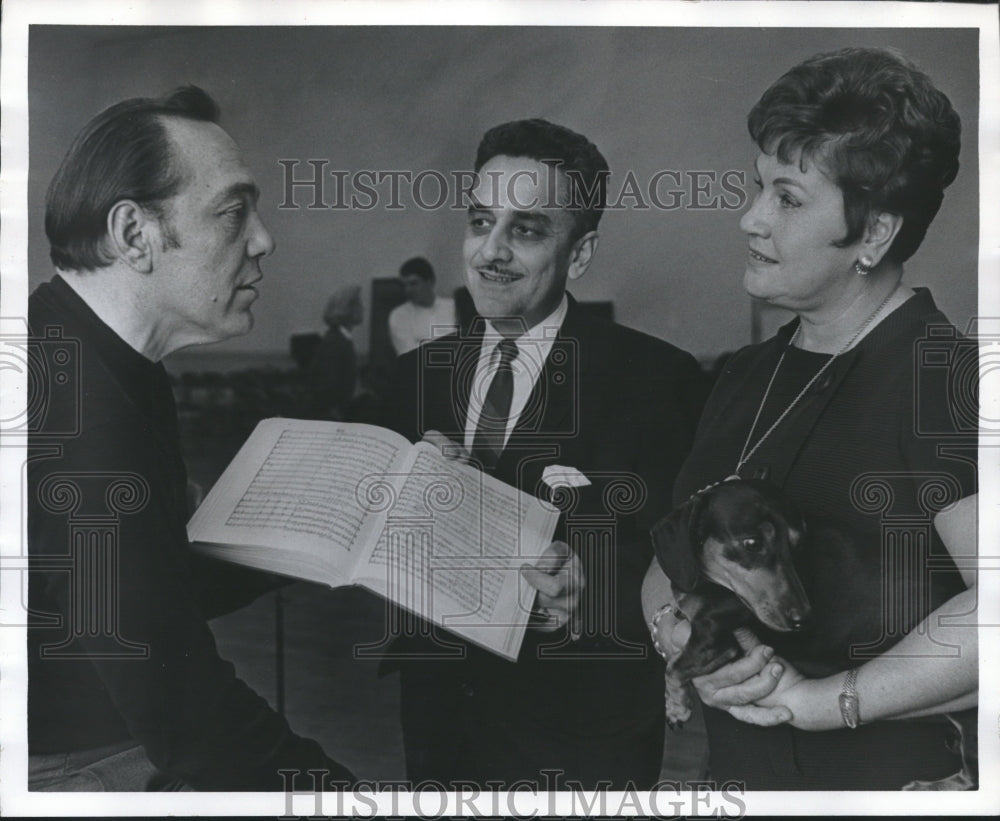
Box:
xmin=188 ymin=418 xmax=559 ymax=661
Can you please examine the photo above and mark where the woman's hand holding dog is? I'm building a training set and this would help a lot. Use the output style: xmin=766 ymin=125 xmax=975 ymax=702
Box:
xmin=690 ymin=628 xmax=794 ymax=726
xmin=692 ymin=629 xmax=852 ymax=731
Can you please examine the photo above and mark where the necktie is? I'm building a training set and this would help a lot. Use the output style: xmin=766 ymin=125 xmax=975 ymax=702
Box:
xmin=470 ymin=339 xmax=519 ymax=469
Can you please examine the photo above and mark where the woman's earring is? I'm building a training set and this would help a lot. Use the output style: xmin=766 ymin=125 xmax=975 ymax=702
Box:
xmin=854 ymin=256 xmax=874 ymax=277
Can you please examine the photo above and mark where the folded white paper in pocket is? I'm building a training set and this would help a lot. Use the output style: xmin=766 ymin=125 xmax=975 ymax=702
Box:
xmin=541 ymin=464 xmax=592 ymax=490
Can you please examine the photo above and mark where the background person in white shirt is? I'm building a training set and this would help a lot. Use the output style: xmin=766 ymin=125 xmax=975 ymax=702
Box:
xmin=387 ymin=256 xmax=457 ymax=355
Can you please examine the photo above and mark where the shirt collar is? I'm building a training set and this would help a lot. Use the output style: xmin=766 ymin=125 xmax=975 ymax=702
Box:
xmin=482 ymin=293 xmax=569 ymax=347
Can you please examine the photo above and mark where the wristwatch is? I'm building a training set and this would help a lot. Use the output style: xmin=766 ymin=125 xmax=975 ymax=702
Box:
xmin=839 ymin=667 xmax=860 ymax=729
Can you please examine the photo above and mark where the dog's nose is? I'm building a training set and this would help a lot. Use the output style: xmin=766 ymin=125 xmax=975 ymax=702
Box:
xmin=788 ymin=608 xmax=809 ymax=631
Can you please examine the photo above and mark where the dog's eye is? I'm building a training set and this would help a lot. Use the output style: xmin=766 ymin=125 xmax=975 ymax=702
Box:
xmin=742 ymin=537 xmax=762 ymax=552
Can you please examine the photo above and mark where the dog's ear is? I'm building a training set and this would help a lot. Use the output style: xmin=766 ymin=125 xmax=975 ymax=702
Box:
xmin=650 ymin=495 xmax=705 ymax=592
xmin=749 ymin=478 xmax=807 ymax=546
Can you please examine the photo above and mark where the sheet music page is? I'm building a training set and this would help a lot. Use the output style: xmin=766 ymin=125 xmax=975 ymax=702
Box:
xmin=188 ymin=418 xmax=410 ymax=584
xmin=358 ymin=442 xmax=558 ymax=657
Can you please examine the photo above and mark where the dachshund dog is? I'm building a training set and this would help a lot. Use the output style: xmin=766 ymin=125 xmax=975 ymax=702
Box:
xmin=650 ymin=477 xmax=810 ymax=728
xmin=650 ymin=477 xmax=977 ymax=791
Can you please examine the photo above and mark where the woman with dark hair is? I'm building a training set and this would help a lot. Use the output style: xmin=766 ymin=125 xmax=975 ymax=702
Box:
xmin=642 ymin=47 xmax=977 ymax=790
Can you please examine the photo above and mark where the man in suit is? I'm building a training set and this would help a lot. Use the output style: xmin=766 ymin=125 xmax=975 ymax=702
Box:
xmin=388 ymin=119 xmax=707 ymax=789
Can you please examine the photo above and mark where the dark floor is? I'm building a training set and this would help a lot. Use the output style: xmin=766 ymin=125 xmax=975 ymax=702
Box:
xmin=209 ymin=583 xmax=709 ymax=783
xmin=193 ymin=430 xmax=708 ymax=785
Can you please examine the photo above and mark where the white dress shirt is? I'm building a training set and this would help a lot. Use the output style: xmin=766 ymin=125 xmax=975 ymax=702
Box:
xmin=463 ymin=295 xmax=569 ymax=452
xmin=388 ymin=297 xmax=458 ymax=355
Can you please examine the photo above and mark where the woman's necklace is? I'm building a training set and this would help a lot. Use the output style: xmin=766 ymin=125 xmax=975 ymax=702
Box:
xmin=735 ymin=286 xmax=899 ymax=475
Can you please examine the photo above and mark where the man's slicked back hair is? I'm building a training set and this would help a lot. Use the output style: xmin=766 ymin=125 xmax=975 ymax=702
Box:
xmin=474 ymin=118 xmax=609 ymax=240
xmin=45 ymin=85 xmax=220 ymax=272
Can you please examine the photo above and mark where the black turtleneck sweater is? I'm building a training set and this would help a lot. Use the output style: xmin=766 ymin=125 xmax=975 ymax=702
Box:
xmin=27 ymin=275 xmax=353 ymax=790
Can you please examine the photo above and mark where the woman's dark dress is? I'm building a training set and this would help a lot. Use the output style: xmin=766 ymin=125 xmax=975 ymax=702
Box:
xmin=674 ymin=289 xmax=977 ymax=789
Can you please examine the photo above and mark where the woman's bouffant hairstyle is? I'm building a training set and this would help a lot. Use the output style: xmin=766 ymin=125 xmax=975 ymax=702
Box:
xmin=45 ymin=86 xmax=220 ymax=272
xmin=748 ymin=47 xmax=961 ymax=263
xmin=323 ymin=285 xmax=362 ymax=328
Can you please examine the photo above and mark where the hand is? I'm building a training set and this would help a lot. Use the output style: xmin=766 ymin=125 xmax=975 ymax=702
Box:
xmin=421 ymin=430 xmax=472 ymax=464
xmin=520 ymin=540 xmax=584 ymax=637
xmin=690 ymin=629 xmax=838 ymax=730
xmin=749 ymin=672 xmax=830 ymax=730
xmin=738 ymin=653 xmax=841 ymax=731
xmin=690 ymin=628 xmax=794 ymax=726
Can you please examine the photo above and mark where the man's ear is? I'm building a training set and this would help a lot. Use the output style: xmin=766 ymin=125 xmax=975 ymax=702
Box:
xmin=106 ymin=200 xmax=156 ymax=274
xmin=862 ymin=211 xmax=903 ymax=268
xmin=567 ymin=231 xmax=598 ymax=281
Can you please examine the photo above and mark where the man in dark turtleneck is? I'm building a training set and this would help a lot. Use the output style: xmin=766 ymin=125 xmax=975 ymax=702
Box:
xmin=28 ymin=86 xmax=354 ymax=791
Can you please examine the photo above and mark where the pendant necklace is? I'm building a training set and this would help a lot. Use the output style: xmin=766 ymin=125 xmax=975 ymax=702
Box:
xmin=735 ymin=285 xmax=899 ymax=475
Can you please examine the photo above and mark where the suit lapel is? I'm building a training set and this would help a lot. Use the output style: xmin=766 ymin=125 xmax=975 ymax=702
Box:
xmin=495 ymin=300 xmax=585 ymax=482
xmin=448 ymin=335 xmax=484 ymax=435
xmin=416 ymin=322 xmax=485 ymax=440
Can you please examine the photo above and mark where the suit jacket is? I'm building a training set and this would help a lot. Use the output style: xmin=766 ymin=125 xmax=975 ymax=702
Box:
xmin=388 ymin=295 xmax=707 ymax=742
